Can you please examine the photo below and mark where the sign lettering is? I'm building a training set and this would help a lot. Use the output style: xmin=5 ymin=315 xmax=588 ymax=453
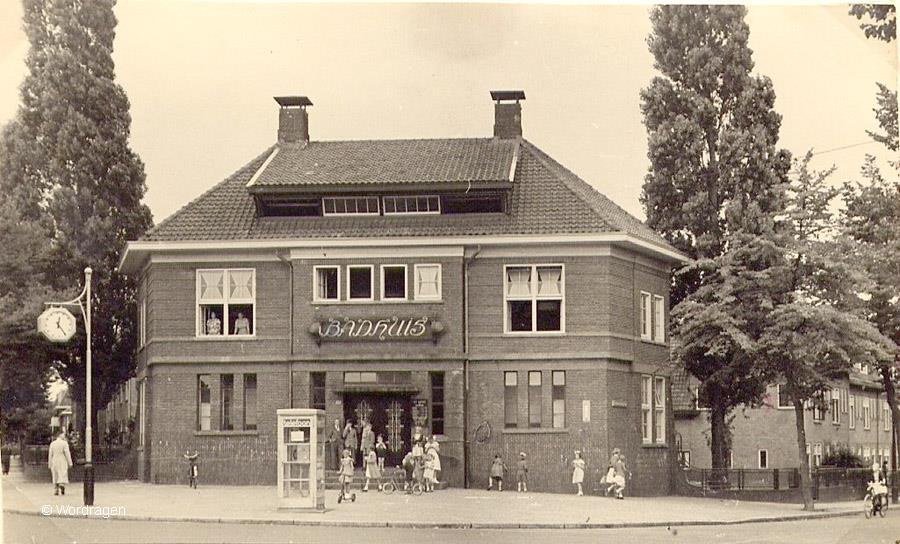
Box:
xmin=315 ymin=316 xmax=436 ymax=342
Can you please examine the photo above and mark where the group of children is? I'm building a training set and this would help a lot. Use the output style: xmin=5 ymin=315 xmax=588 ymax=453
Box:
xmin=487 ymin=447 xmax=631 ymax=498
xmin=337 ymin=428 xmax=442 ymax=500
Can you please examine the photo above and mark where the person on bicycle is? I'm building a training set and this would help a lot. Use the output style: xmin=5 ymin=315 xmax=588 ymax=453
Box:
xmin=402 ymin=451 xmax=416 ymax=491
xmin=870 ymin=462 xmax=888 ymax=509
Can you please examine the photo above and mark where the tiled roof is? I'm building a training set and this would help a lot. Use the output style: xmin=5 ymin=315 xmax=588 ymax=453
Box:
xmin=248 ymin=138 xmax=517 ymax=189
xmin=671 ymin=368 xmax=699 ymax=414
xmin=142 ymin=138 xmax=680 ymax=257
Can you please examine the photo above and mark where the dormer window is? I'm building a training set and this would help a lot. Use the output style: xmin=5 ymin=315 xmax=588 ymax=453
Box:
xmin=383 ymin=195 xmax=440 ymax=215
xmin=323 ymin=196 xmax=380 ymax=216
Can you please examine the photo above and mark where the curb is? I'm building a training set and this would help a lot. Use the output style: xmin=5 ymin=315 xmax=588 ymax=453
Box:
xmin=4 ymin=506 xmax=862 ymax=529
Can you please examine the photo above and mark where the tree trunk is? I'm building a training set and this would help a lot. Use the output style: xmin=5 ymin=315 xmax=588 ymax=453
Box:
xmin=880 ymin=365 xmax=899 ymax=503
xmin=793 ymin=399 xmax=814 ymax=510
xmin=709 ymin=403 xmax=729 ymax=487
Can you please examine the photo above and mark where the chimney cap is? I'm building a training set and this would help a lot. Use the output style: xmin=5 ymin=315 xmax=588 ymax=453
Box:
xmin=490 ymin=90 xmax=525 ymax=103
xmin=274 ymin=96 xmax=313 ymax=108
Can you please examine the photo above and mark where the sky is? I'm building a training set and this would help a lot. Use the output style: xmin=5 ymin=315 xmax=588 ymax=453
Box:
xmin=0 ymin=2 xmax=896 ymax=226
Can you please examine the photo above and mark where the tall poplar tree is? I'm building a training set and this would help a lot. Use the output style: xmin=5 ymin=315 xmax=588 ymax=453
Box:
xmin=0 ymin=0 xmax=152 ymax=436
xmin=640 ymin=5 xmax=791 ymax=472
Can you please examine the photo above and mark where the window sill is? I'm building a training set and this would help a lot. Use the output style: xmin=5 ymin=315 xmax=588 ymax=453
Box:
xmin=310 ymin=300 xmax=443 ymax=305
xmin=193 ymin=335 xmax=257 ymax=341
xmin=642 ymin=442 xmax=668 ymax=449
xmin=194 ymin=430 xmax=259 ymax=437
xmin=640 ymin=339 xmax=667 ymax=346
xmin=503 ymin=331 xmax=566 ymax=337
xmin=502 ymin=427 xmax=568 ymax=435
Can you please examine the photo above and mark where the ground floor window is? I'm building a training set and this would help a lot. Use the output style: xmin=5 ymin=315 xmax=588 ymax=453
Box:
xmin=430 ymin=372 xmax=445 ymax=435
xmin=678 ymin=450 xmax=691 ymax=469
xmin=552 ymin=371 xmax=565 ymax=428
xmin=310 ymin=372 xmax=326 ymax=411
xmin=504 ymin=371 xmax=518 ymax=428
xmin=244 ymin=374 xmax=257 ymax=430
xmin=758 ymin=449 xmax=768 ymax=469
xmin=528 ymin=371 xmax=542 ymax=428
xmin=198 ymin=375 xmax=211 ymax=431
xmin=221 ymin=374 xmax=234 ymax=430
xmin=138 ymin=379 xmax=146 ymax=446
xmin=642 ymin=375 xmax=666 ymax=444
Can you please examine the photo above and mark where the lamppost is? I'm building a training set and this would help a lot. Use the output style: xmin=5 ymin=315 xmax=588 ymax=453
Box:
xmin=37 ymin=267 xmax=94 ymax=505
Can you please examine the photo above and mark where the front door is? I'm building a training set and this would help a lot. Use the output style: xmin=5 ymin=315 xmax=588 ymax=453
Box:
xmin=343 ymin=394 xmax=412 ymax=467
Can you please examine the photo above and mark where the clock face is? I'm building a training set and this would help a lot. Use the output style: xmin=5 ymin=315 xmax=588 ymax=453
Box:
xmin=37 ymin=307 xmax=77 ymax=343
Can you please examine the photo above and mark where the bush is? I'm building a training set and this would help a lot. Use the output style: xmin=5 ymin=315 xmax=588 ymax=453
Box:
xmin=821 ymin=446 xmax=864 ymax=468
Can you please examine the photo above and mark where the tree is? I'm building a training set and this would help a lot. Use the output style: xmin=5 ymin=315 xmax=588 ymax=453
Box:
xmin=758 ymin=152 xmax=895 ymax=510
xmin=849 ymin=4 xmax=896 ymax=43
xmin=0 ymin=186 xmax=59 ymax=444
xmin=0 ymin=0 xmax=152 ymax=437
xmin=641 ymin=5 xmax=792 ymax=472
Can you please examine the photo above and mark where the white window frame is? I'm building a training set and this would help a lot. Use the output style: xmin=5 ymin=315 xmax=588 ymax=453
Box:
xmin=849 ymin=394 xmax=856 ymax=429
xmin=551 ymin=370 xmax=566 ymax=429
xmin=640 ymin=291 xmax=652 ymax=341
xmin=413 ymin=264 xmax=442 ymax=301
xmin=138 ymin=379 xmax=146 ymax=447
xmin=831 ymin=389 xmax=840 ymax=425
xmin=313 ymin=265 xmax=340 ymax=302
xmin=346 ymin=265 xmax=375 ymax=302
xmin=652 ymin=294 xmax=665 ymax=342
xmin=380 ymin=264 xmax=408 ymax=301
xmin=884 ymin=400 xmax=891 ymax=433
xmin=382 ymin=195 xmax=441 ymax=215
xmin=641 ymin=375 xmax=652 ymax=444
xmin=503 ymin=264 xmax=565 ymax=334
xmin=139 ymin=297 xmax=147 ymax=348
xmin=864 ymin=398 xmax=871 ymax=430
xmin=776 ymin=384 xmax=793 ymax=409
xmin=813 ymin=443 xmax=822 ymax=467
xmin=758 ymin=449 xmax=768 ymax=469
xmin=654 ymin=376 xmax=666 ymax=444
xmin=322 ymin=196 xmax=380 ymax=216
xmin=195 ymin=268 xmax=257 ymax=338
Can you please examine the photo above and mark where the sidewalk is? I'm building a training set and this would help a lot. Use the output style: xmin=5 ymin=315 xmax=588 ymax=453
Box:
xmin=2 ymin=472 xmax=862 ymax=529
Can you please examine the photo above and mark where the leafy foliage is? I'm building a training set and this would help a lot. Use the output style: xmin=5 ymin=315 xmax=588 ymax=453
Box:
xmin=641 ymin=5 xmax=792 ymax=471
xmin=0 ymin=0 xmax=152 ymax=430
xmin=849 ymin=4 xmax=897 ymax=43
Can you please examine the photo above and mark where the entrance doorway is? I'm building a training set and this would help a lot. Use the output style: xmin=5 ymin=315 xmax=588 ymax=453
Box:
xmin=343 ymin=393 xmax=412 ymax=467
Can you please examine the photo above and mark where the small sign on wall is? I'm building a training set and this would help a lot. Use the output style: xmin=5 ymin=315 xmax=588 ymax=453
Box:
xmin=582 ymin=400 xmax=591 ymax=422
xmin=289 ymin=430 xmax=306 ymax=443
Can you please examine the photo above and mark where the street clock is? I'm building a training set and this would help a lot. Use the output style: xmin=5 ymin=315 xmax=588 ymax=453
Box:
xmin=37 ymin=307 xmax=77 ymax=343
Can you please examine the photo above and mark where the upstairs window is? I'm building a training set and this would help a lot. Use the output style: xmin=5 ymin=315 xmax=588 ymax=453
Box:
xmin=414 ymin=264 xmax=442 ymax=300
xmin=347 ymin=265 xmax=374 ymax=301
xmin=641 ymin=292 xmax=666 ymax=342
xmin=504 ymin=265 xmax=564 ymax=333
xmin=442 ymin=193 xmax=504 ymax=214
xmin=197 ymin=269 xmax=255 ymax=337
xmin=640 ymin=292 xmax=652 ymax=340
xmin=314 ymin=266 xmax=339 ymax=301
xmin=322 ymin=196 xmax=379 ymax=216
xmin=383 ymin=195 xmax=440 ymax=215
xmin=381 ymin=265 xmax=408 ymax=300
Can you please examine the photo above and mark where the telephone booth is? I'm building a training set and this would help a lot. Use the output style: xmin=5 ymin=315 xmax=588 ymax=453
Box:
xmin=276 ymin=408 xmax=325 ymax=510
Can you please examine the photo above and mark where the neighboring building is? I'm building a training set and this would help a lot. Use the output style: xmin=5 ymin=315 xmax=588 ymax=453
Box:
xmin=118 ymin=91 xmax=686 ymax=493
xmin=97 ymin=378 xmax=138 ymax=445
xmin=674 ymin=365 xmax=895 ymax=471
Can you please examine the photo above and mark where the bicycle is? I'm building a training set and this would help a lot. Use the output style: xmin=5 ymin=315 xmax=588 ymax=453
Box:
xmin=381 ymin=466 xmax=423 ymax=495
xmin=863 ymin=481 xmax=888 ymax=519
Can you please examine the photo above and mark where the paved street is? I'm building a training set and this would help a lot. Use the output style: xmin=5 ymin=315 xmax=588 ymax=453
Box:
xmin=4 ymin=512 xmax=900 ymax=544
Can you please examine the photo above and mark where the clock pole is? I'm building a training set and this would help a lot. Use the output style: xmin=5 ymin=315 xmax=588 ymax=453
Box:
xmin=83 ymin=267 xmax=94 ymax=506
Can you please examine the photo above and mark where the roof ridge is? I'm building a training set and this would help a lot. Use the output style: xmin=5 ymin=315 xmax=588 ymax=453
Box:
xmin=143 ymin=146 xmax=276 ymax=240
xmin=520 ymin=140 xmax=674 ymax=250
xmin=295 ymin=137 xmax=499 ymax=145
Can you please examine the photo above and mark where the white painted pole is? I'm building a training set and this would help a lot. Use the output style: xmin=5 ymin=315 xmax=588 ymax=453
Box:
xmin=84 ymin=267 xmax=94 ymax=505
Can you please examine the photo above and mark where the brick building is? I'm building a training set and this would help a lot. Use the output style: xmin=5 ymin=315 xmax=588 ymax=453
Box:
xmin=674 ymin=366 xmax=895 ymax=471
xmin=118 ymin=91 xmax=686 ymax=494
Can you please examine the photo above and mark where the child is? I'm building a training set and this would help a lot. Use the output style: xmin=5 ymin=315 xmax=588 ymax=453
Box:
xmin=611 ymin=454 xmax=630 ymax=499
xmin=183 ymin=450 xmax=199 ymax=489
xmin=337 ymin=448 xmax=354 ymax=503
xmin=413 ymin=453 xmax=425 ymax=489
xmin=402 ymin=451 xmax=416 ymax=492
xmin=572 ymin=450 xmax=585 ymax=496
xmin=487 ymin=454 xmax=507 ymax=491
xmin=423 ymin=453 xmax=436 ymax=492
xmin=516 ymin=452 xmax=528 ymax=493
xmin=375 ymin=435 xmax=388 ymax=472
xmin=364 ymin=446 xmax=381 ymax=492
xmin=603 ymin=448 xmax=620 ymax=496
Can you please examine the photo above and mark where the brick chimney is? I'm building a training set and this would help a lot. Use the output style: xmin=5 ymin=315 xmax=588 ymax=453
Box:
xmin=274 ymin=96 xmax=313 ymax=144
xmin=490 ymin=90 xmax=525 ymax=139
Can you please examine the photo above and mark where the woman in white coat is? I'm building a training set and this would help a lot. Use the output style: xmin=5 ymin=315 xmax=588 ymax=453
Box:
xmin=48 ymin=432 xmax=73 ymax=495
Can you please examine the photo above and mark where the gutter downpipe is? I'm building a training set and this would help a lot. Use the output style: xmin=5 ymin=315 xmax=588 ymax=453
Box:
xmin=277 ymin=252 xmax=295 ymax=408
xmin=463 ymin=244 xmax=482 ymax=489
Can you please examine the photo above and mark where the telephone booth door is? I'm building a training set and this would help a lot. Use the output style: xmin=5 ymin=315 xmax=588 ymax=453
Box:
xmin=276 ymin=409 xmax=325 ymax=510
